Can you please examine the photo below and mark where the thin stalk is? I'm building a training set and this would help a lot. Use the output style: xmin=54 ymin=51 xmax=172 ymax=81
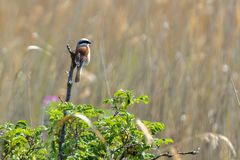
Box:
xmin=58 ymin=45 xmax=75 ymax=160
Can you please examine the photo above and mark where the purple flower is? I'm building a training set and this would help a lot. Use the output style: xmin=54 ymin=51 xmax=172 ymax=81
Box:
xmin=42 ymin=95 xmax=58 ymax=106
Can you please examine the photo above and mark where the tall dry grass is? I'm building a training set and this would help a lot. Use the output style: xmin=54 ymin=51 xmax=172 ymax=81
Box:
xmin=0 ymin=0 xmax=240 ymax=159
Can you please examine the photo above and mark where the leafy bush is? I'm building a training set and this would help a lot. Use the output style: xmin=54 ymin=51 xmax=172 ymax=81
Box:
xmin=0 ymin=121 xmax=47 ymax=159
xmin=0 ymin=90 xmax=173 ymax=159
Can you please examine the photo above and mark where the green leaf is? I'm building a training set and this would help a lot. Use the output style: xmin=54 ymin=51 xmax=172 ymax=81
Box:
xmin=143 ymin=121 xmax=165 ymax=135
xmin=135 ymin=95 xmax=149 ymax=104
xmin=154 ymin=138 xmax=174 ymax=147
xmin=15 ymin=120 xmax=28 ymax=129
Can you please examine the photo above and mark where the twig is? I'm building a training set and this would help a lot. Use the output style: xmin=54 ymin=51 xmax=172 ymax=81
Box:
xmin=118 ymin=150 xmax=127 ymax=160
xmin=67 ymin=44 xmax=75 ymax=55
xmin=58 ymin=96 xmax=64 ymax=103
xmin=150 ymin=147 xmax=200 ymax=160
xmin=118 ymin=144 xmax=138 ymax=160
xmin=58 ymin=44 xmax=76 ymax=160
xmin=151 ymin=152 xmax=173 ymax=159
xmin=177 ymin=148 xmax=200 ymax=155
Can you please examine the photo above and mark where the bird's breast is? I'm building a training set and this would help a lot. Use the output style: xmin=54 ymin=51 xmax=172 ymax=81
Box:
xmin=76 ymin=46 xmax=89 ymax=56
xmin=75 ymin=46 xmax=90 ymax=65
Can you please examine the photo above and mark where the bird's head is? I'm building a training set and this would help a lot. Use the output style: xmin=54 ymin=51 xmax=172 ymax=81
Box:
xmin=77 ymin=38 xmax=91 ymax=48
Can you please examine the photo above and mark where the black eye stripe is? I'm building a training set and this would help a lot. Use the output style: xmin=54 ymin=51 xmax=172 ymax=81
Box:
xmin=78 ymin=40 xmax=91 ymax=44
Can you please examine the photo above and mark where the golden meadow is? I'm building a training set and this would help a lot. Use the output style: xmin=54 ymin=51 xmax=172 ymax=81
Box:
xmin=0 ymin=0 xmax=239 ymax=159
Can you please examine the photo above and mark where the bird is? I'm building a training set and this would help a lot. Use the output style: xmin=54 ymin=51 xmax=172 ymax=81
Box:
xmin=74 ymin=38 xmax=91 ymax=82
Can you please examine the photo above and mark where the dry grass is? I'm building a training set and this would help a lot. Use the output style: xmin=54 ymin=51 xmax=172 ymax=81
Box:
xmin=136 ymin=119 xmax=153 ymax=145
xmin=164 ymin=132 xmax=237 ymax=160
xmin=0 ymin=0 xmax=240 ymax=159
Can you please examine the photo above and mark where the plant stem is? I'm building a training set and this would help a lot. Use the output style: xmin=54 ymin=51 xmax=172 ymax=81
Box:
xmin=58 ymin=45 xmax=76 ymax=160
xmin=65 ymin=64 xmax=75 ymax=102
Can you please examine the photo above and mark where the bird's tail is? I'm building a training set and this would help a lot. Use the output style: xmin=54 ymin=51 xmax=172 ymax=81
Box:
xmin=75 ymin=63 xmax=84 ymax=83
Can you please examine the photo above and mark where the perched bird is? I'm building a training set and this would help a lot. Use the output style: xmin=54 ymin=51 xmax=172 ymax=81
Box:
xmin=74 ymin=38 xmax=91 ymax=82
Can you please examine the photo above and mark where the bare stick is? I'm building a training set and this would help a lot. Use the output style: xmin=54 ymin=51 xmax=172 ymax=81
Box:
xmin=58 ymin=96 xmax=64 ymax=103
xmin=58 ymin=44 xmax=76 ymax=160
xmin=150 ymin=148 xmax=200 ymax=160
xmin=67 ymin=44 xmax=75 ymax=55
xmin=65 ymin=63 xmax=75 ymax=102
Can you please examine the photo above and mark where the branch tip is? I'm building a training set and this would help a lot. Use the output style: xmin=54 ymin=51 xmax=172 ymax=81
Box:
xmin=66 ymin=44 xmax=74 ymax=55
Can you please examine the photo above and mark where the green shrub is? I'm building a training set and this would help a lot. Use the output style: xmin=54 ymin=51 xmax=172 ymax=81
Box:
xmin=0 ymin=120 xmax=47 ymax=159
xmin=0 ymin=90 xmax=173 ymax=159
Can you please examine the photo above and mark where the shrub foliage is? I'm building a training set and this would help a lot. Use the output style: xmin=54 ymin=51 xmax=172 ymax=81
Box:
xmin=0 ymin=90 xmax=173 ymax=159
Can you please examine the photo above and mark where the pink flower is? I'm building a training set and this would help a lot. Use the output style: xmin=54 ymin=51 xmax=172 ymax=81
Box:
xmin=42 ymin=95 xmax=58 ymax=106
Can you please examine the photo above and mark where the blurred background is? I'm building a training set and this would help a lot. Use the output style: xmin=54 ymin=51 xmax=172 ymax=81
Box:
xmin=0 ymin=0 xmax=240 ymax=159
